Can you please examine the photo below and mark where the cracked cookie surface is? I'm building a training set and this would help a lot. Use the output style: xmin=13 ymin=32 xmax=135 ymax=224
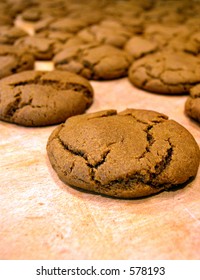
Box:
xmin=0 ymin=70 xmax=94 ymax=126
xmin=128 ymin=50 xmax=200 ymax=94
xmin=0 ymin=25 xmax=28 ymax=45
xmin=185 ymin=84 xmax=200 ymax=123
xmin=14 ymin=36 xmax=58 ymax=60
xmin=77 ymin=19 xmax=132 ymax=48
xmin=0 ymin=45 xmax=34 ymax=79
xmin=53 ymin=44 xmax=132 ymax=80
xmin=46 ymin=109 xmax=200 ymax=198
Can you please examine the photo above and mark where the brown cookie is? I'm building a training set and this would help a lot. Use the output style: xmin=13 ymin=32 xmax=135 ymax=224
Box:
xmin=104 ymin=1 xmax=143 ymax=18
xmin=34 ymin=16 xmax=56 ymax=34
xmin=69 ymin=9 xmax=103 ymax=26
xmin=47 ymin=109 xmax=200 ymax=198
xmin=144 ymin=2 xmax=187 ymax=24
xmin=144 ymin=24 xmax=191 ymax=49
xmin=54 ymin=44 xmax=132 ymax=80
xmin=0 ymin=25 xmax=28 ymax=45
xmin=14 ymin=36 xmax=58 ymax=60
xmin=21 ymin=7 xmax=42 ymax=22
xmin=124 ymin=36 xmax=158 ymax=59
xmin=185 ymin=84 xmax=200 ymax=123
xmin=185 ymin=32 xmax=200 ymax=55
xmin=128 ymin=50 xmax=200 ymax=94
xmin=0 ymin=45 xmax=34 ymax=79
xmin=186 ymin=18 xmax=200 ymax=33
xmin=36 ymin=30 xmax=73 ymax=44
xmin=77 ymin=19 xmax=132 ymax=48
xmin=0 ymin=70 xmax=93 ymax=126
xmin=47 ymin=17 xmax=89 ymax=33
xmin=0 ymin=3 xmax=14 ymax=25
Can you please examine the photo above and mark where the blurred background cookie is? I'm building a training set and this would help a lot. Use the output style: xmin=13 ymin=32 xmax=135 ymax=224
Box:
xmin=185 ymin=84 xmax=200 ymax=123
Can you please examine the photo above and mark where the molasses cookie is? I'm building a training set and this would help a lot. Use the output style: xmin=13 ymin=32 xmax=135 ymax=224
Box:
xmin=128 ymin=50 xmax=200 ymax=94
xmin=124 ymin=36 xmax=158 ymax=59
xmin=14 ymin=36 xmax=58 ymax=60
xmin=54 ymin=44 xmax=132 ymax=80
xmin=21 ymin=7 xmax=42 ymax=22
xmin=0 ymin=70 xmax=93 ymax=126
xmin=0 ymin=25 xmax=28 ymax=45
xmin=185 ymin=84 xmax=200 ymax=123
xmin=47 ymin=17 xmax=89 ymax=33
xmin=144 ymin=24 xmax=190 ymax=49
xmin=77 ymin=19 xmax=132 ymax=48
xmin=185 ymin=32 xmax=200 ymax=55
xmin=47 ymin=109 xmax=200 ymax=198
xmin=0 ymin=45 xmax=34 ymax=79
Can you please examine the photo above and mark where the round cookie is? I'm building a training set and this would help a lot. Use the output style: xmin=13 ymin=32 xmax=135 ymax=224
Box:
xmin=184 ymin=32 xmax=200 ymax=55
xmin=47 ymin=17 xmax=89 ymax=33
xmin=54 ymin=44 xmax=132 ymax=80
xmin=144 ymin=24 xmax=190 ymax=49
xmin=47 ymin=109 xmax=200 ymax=199
xmin=0 ymin=3 xmax=14 ymax=26
xmin=34 ymin=16 xmax=56 ymax=34
xmin=185 ymin=84 xmax=200 ymax=123
xmin=21 ymin=7 xmax=42 ymax=22
xmin=144 ymin=3 xmax=187 ymax=24
xmin=128 ymin=50 xmax=200 ymax=94
xmin=14 ymin=36 xmax=58 ymax=60
xmin=0 ymin=45 xmax=34 ymax=79
xmin=36 ymin=30 xmax=73 ymax=44
xmin=0 ymin=25 xmax=28 ymax=45
xmin=0 ymin=70 xmax=93 ymax=127
xmin=124 ymin=36 xmax=158 ymax=59
xmin=77 ymin=19 xmax=132 ymax=48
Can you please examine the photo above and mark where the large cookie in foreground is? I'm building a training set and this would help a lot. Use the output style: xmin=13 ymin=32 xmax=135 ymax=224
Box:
xmin=185 ymin=84 xmax=200 ymax=123
xmin=47 ymin=109 xmax=200 ymax=198
xmin=128 ymin=51 xmax=200 ymax=94
xmin=0 ymin=70 xmax=93 ymax=126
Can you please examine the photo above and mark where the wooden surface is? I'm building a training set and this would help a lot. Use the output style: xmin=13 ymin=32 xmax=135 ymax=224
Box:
xmin=0 ymin=73 xmax=200 ymax=260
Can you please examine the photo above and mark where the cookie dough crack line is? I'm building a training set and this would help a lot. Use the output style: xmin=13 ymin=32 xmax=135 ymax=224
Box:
xmin=5 ymin=91 xmax=47 ymax=119
xmin=57 ymin=133 xmax=174 ymax=190
xmin=57 ymin=135 xmax=111 ymax=180
xmin=121 ymin=113 xmax=166 ymax=160
xmin=143 ymin=66 xmax=200 ymax=87
xmin=10 ymin=76 xmax=92 ymax=100
xmin=136 ymin=124 xmax=155 ymax=160
xmin=5 ymin=90 xmax=22 ymax=118
xmin=151 ymin=139 xmax=173 ymax=186
xmin=102 ymin=140 xmax=174 ymax=190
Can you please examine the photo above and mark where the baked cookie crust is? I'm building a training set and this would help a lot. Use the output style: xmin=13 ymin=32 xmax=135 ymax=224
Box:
xmin=47 ymin=109 xmax=200 ymax=198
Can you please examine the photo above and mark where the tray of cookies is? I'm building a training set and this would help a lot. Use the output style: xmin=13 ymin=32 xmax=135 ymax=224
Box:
xmin=0 ymin=0 xmax=200 ymax=260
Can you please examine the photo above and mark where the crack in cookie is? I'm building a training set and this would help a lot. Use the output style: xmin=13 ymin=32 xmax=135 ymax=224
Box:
xmin=129 ymin=51 xmax=200 ymax=94
xmin=0 ymin=70 xmax=94 ymax=126
xmin=47 ymin=109 xmax=200 ymax=198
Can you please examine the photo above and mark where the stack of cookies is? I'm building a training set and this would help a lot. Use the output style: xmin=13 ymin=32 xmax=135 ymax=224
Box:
xmin=0 ymin=0 xmax=199 ymax=198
